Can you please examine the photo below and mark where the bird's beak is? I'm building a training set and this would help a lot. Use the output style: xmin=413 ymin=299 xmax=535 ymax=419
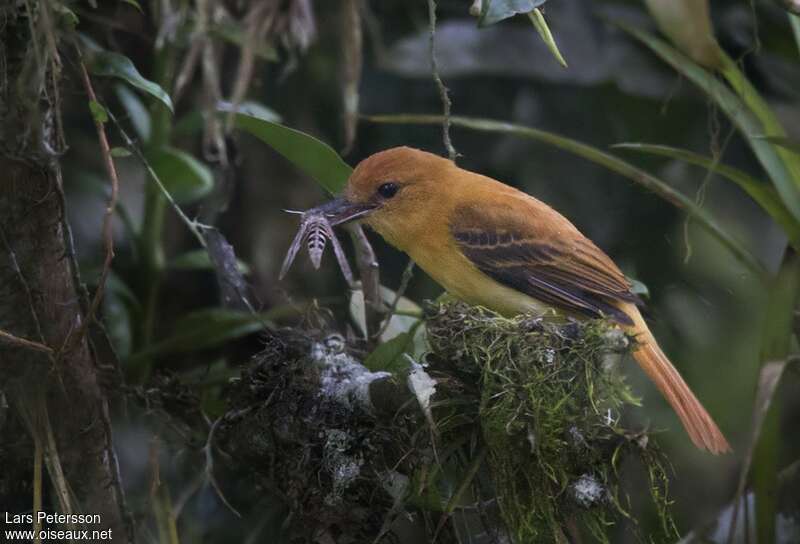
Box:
xmin=312 ymin=197 xmax=376 ymax=226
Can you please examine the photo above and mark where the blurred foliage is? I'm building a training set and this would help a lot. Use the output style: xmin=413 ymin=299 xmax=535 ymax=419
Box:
xmin=23 ymin=0 xmax=800 ymax=542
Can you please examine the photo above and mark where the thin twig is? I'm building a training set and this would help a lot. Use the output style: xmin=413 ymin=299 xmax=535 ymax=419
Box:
xmin=374 ymin=260 xmax=415 ymax=340
xmin=340 ymin=0 xmax=363 ymax=154
xmin=204 ymin=418 xmax=242 ymax=518
xmin=433 ymin=447 xmax=488 ymax=542
xmin=726 ymin=356 xmax=799 ymax=544
xmin=33 ymin=433 xmax=43 ymax=544
xmin=427 ymin=0 xmax=457 ymax=162
xmin=0 ymin=224 xmax=49 ymax=350
xmin=347 ymin=224 xmax=383 ymax=341
xmin=172 ymin=36 xmax=203 ymax=105
xmin=0 ymin=329 xmax=53 ymax=354
xmin=225 ymin=1 xmax=276 ymax=133
xmin=107 ymin=110 xmax=208 ymax=248
xmin=74 ymin=56 xmax=120 ymax=341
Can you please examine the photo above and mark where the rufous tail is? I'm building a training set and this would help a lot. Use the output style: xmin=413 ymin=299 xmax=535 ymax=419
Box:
xmin=624 ymin=305 xmax=731 ymax=454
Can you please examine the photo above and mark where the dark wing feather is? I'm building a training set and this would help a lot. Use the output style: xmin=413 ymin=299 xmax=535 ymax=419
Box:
xmin=451 ymin=204 xmax=639 ymax=325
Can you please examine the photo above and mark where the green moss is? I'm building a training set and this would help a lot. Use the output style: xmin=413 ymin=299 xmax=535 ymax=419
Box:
xmin=425 ymin=302 xmax=677 ymax=543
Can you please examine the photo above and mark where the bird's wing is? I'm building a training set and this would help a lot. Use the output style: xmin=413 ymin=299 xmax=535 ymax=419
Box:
xmin=450 ymin=198 xmax=639 ymax=325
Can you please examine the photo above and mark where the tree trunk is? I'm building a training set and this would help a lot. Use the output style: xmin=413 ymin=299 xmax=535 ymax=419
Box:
xmin=0 ymin=3 xmax=129 ymax=541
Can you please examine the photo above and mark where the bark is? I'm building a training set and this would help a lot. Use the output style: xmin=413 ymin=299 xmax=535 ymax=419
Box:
xmin=0 ymin=3 xmax=129 ymax=541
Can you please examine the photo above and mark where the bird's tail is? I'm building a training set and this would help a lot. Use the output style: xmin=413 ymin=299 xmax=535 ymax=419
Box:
xmin=624 ymin=305 xmax=731 ymax=454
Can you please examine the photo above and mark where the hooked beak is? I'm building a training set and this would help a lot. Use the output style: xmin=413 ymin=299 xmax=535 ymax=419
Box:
xmin=311 ymin=197 xmax=376 ymax=226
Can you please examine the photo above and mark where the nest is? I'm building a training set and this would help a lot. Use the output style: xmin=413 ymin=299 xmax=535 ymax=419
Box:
xmin=426 ymin=302 xmax=675 ymax=543
xmin=216 ymin=303 xmax=676 ymax=543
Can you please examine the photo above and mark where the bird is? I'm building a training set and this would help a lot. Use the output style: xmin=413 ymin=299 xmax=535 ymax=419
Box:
xmin=319 ymin=146 xmax=730 ymax=454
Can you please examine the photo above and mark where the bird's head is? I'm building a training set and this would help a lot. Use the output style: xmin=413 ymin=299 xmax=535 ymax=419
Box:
xmin=317 ymin=146 xmax=453 ymax=242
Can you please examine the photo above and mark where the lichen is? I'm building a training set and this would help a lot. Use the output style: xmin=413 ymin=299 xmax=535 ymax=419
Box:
xmin=311 ymin=334 xmax=391 ymax=412
xmin=322 ymin=429 xmax=364 ymax=506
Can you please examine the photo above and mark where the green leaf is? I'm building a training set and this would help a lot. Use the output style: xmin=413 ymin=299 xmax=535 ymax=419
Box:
xmin=54 ymin=4 xmax=79 ymax=28
xmin=219 ymin=101 xmax=281 ymax=123
xmin=527 ymin=8 xmax=566 ymax=67
xmin=110 ymin=147 xmax=132 ymax=158
xmin=758 ymin=135 xmax=800 ymax=156
xmin=114 ymin=84 xmax=151 ymax=141
xmin=169 ymin=249 xmax=251 ymax=275
xmin=146 ymin=147 xmax=214 ymax=204
xmin=791 ymin=13 xmax=800 ymax=55
xmin=748 ymin=254 xmax=800 ymax=544
xmin=613 ymin=143 xmax=800 ymax=247
xmin=642 ymin=0 xmax=723 ymax=68
xmin=718 ymin=52 xmax=800 ymax=195
xmin=364 ymin=333 xmax=414 ymax=373
xmin=89 ymin=100 xmax=108 ymax=124
xmin=365 ymin=113 xmax=766 ymax=278
xmin=128 ymin=309 xmax=266 ymax=361
xmin=172 ymin=111 xmax=205 ymax=138
xmin=479 ymin=0 xmax=546 ymax=26
xmin=128 ymin=304 xmax=317 ymax=362
xmin=121 ymin=0 xmax=142 ymax=11
xmin=615 ymin=22 xmax=800 ymax=224
xmin=81 ymin=36 xmax=174 ymax=113
xmin=225 ymin=108 xmax=353 ymax=194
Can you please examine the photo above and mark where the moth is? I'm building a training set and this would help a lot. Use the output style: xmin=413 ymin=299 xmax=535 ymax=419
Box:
xmin=280 ymin=208 xmax=354 ymax=286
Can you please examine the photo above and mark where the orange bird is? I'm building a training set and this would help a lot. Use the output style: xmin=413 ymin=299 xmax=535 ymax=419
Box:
xmin=318 ymin=146 xmax=730 ymax=454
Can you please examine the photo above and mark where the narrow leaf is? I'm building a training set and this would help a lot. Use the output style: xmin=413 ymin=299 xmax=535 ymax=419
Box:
xmin=218 ymin=100 xmax=281 ymax=123
xmin=110 ymin=147 xmax=132 ymax=158
xmin=527 ymin=8 xmax=567 ymax=67
xmin=718 ymin=51 xmax=800 ymax=194
xmin=643 ymin=0 xmax=723 ymax=68
xmin=364 ymin=332 xmax=413 ymax=373
xmin=759 ymin=135 xmax=800 ymax=155
xmin=792 ymin=13 xmax=800 ymax=54
xmin=365 ymin=114 xmax=766 ymax=278
xmin=224 ymin=108 xmax=353 ymax=194
xmin=127 ymin=307 xmax=297 ymax=361
xmin=614 ymin=143 xmax=800 ymax=246
xmin=88 ymin=100 xmax=108 ymax=124
xmin=121 ymin=0 xmax=142 ymax=12
xmin=115 ymin=84 xmax=151 ymax=141
xmin=54 ymin=4 xmax=79 ymax=29
xmin=82 ymin=35 xmax=174 ymax=112
xmin=169 ymin=249 xmax=251 ymax=274
xmin=127 ymin=309 xmax=264 ymax=361
xmin=730 ymin=253 xmax=800 ymax=544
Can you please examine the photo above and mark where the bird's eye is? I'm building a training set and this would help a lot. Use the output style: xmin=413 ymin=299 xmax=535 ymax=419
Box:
xmin=377 ymin=182 xmax=399 ymax=199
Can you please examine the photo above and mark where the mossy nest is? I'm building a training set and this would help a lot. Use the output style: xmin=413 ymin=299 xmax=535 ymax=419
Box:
xmin=215 ymin=303 xmax=676 ymax=543
xmin=424 ymin=302 xmax=676 ymax=543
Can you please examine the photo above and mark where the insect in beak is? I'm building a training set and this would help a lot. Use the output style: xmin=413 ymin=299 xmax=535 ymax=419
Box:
xmin=279 ymin=197 xmax=375 ymax=286
xmin=311 ymin=197 xmax=377 ymax=226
